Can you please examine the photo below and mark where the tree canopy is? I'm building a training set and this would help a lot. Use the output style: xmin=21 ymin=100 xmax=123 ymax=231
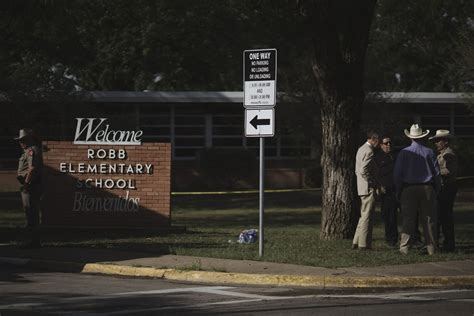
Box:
xmin=1 ymin=0 xmax=472 ymax=102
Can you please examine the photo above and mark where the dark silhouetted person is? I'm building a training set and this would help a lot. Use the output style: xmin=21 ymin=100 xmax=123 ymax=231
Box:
xmin=15 ymin=129 xmax=43 ymax=248
xmin=375 ymin=135 xmax=399 ymax=247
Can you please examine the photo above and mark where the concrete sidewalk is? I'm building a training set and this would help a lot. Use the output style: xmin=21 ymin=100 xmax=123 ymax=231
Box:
xmin=1 ymin=245 xmax=473 ymax=288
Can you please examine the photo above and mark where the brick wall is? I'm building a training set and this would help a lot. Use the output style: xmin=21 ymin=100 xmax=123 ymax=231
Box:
xmin=41 ymin=141 xmax=171 ymax=227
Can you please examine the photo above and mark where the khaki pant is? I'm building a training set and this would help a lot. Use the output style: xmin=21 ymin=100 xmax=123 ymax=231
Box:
xmin=400 ymin=185 xmax=437 ymax=254
xmin=353 ymin=189 xmax=376 ymax=248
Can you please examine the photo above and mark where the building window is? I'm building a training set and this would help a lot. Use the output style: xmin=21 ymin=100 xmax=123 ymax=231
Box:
xmin=212 ymin=115 xmax=244 ymax=148
xmin=174 ymin=115 xmax=206 ymax=159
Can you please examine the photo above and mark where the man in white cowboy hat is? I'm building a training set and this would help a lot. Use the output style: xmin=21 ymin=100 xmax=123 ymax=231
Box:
xmin=15 ymin=128 xmax=43 ymax=248
xmin=394 ymin=124 xmax=441 ymax=255
xmin=352 ymin=129 xmax=380 ymax=250
xmin=429 ymin=129 xmax=458 ymax=252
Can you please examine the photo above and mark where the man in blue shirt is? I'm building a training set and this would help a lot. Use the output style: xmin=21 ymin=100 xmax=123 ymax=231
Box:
xmin=394 ymin=124 xmax=441 ymax=255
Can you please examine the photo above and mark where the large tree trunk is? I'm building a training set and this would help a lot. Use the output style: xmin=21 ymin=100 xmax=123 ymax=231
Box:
xmin=318 ymin=92 xmax=363 ymax=239
xmin=304 ymin=0 xmax=377 ymax=239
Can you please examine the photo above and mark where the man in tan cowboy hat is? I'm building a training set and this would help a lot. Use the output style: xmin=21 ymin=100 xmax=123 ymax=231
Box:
xmin=430 ymin=129 xmax=458 ymax=252
xmin=394 ymin=124 xmax=441 ymax=255
xmin=15 ymin=128 xmax=43 ymax=248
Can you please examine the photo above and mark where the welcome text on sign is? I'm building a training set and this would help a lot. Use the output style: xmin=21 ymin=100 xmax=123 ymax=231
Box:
xmin=74 ymin=118 xmax=143 ymax=145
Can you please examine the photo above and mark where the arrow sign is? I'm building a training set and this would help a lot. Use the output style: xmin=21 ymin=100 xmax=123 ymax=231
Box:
xmin=250 ymin=116 xmax=270 ymax=129
xmin=245 ymin=109 xmax=274 ymax=137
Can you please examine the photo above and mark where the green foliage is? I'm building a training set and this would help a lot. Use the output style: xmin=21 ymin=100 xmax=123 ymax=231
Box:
xmin=443 ymin=29 xmax=474 ymax=93
xmin=367 ymin=0 xmax=474 ymax=92
xmin=454 ymin=138 xmax=474 ymax=177
xmin=0 ymin=1 xmax=315 ymax=96
xmin=1 ymin=0 xmax=473 ymax=99
xmin=197 ymin=148 xmax=257 ymax=190
xmin=0 ymin=1 xmax=80 ymax=101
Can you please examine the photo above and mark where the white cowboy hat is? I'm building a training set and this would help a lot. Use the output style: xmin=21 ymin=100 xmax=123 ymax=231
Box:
xmin=13 ymin=129 xmax=32 ymax=140
xmin=404 ymin=124 xmax=430 ymax=139
xmin=429 ymin=129 xmax=452 ymax=140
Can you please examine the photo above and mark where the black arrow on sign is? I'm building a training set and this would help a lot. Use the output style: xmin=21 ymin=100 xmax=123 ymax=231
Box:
xmin=250 ymin=115 xmax=270 ymax=129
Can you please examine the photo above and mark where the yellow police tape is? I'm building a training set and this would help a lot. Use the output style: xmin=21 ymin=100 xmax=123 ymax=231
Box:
xmin=171 ymin=188 xmax=322 ymax=196
xmin=171 ymin=176 xmax=474 ymax=196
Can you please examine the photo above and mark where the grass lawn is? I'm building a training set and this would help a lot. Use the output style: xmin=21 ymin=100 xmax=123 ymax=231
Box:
xmin=1 ymin=190 xmax=473 ymax=268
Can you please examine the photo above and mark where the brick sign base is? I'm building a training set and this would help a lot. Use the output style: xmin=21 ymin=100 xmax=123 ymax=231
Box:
xmin=41 ymin=141 xmax=171 ymax=227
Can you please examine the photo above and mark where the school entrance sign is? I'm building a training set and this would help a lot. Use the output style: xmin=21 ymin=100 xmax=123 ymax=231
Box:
xmin=41 ymin=118 xmax=171 ymax=228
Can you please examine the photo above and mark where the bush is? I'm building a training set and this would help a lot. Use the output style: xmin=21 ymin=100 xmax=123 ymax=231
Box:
xmin=454 ymin=138 xmax=474 ymax=176
xmin=454 ymin=138 xmax=474 ymax=188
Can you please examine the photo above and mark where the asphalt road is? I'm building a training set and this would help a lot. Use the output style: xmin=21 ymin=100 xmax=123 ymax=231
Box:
xmin=1 ymin=265 xmax=473 ymax=315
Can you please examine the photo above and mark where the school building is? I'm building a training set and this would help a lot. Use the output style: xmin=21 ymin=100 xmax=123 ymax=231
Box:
xmin=1 ymin=91 xmax=472 ymax=191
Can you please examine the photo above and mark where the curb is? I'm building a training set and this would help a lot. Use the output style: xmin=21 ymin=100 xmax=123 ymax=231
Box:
xmin=2 ymin=257 xmax=474 ymax=289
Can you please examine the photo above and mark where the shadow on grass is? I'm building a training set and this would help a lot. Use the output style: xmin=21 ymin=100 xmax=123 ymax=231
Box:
xmin=172 ymin=190 xmax=322 ymax=211
xmin=173 ymin=190 xmax=322 ymax=228
xmin=0 ymin=229 xmax=230 ymax=270
xmin=175 ymin=211 xmax=321 ymax=229
xmin=1 ymin=191 xmax=474 ymax=269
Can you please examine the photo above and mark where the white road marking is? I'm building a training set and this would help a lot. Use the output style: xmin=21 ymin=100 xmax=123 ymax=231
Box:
xmin=0 ymin=257 xmax=30 ymax=265
xmin=0 ymin=287 xmax=472 ymax=313
xmin=93 ymin=288 xmax=474 ymax=315
xmin=105 ymin=299 xmax=265 ymax=315
xmin=0 ymin=303 xmax=45 ymax=309
xmin=452 ymin=299 xmax=474 ymax=303
xmin=112 ymin=286 xmax=234 ymax=296
xmin=313 ymin=289 xmax=473 ymax=302
xmin=182 ymin=287 xmax=311 ymax=300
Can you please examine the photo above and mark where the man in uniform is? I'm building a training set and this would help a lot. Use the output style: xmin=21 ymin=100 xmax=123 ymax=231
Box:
xmin=430 ymin=129 xmax=458 ymax=252
xmin=394 ymin=124 xmax=441 ymax=255
xmin=15 ymin=129 xmax=43 ymax=248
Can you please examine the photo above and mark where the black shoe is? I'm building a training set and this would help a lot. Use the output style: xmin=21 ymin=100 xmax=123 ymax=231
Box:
xmin=351 ymin=244 xmax=358 ymax=250
xmin=386 ymin=242 xmax=398 ymax=249
xmin=412 ymin=240 xmax=424 ymax=249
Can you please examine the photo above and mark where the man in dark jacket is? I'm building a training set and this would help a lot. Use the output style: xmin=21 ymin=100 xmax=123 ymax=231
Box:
xmin=375 ymin=135 xmax=398 ymax=247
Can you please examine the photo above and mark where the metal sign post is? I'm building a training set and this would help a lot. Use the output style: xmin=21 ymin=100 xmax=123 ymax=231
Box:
xmin=259 ymin=137 xmax=264 ymax=257
xmin=243 ymin=48 xmax=277 ymax=257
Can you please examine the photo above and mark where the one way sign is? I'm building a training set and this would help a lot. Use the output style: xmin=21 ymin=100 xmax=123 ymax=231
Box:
xmin=245 ymin=109 xmax=274 ymax=137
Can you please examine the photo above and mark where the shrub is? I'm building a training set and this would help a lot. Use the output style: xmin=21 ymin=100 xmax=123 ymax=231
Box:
xmin=454 ymin=138 xmax=474 ymax=187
